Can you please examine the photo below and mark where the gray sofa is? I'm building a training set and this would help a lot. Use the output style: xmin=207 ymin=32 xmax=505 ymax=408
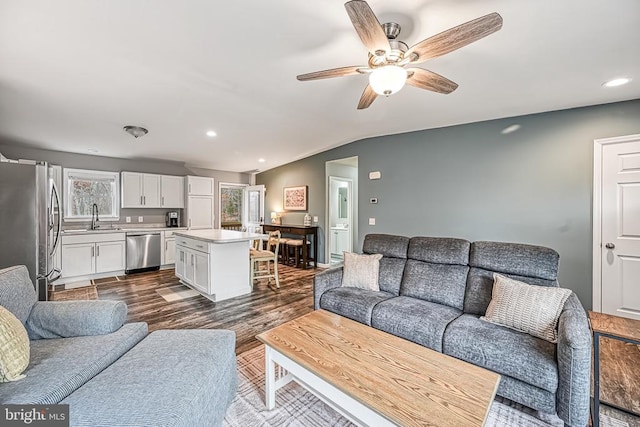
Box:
xmin=314 ymin=234 xmax=591 ymax=427
xmin=0 ymin=265 xmax=237 ymax=426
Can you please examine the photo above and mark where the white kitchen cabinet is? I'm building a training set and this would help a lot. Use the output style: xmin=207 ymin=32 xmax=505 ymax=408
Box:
xmin=193 ymin=250 xmax=210 ymax=292
xmin=60 ymin=232 xmax=125 ymax=281
xmin=121 ymin=172 xmax=161 ymax=208
xmin=61 ymin=243 xmax=95 ymax=278
xmin=95 ymin=241 xmax=126 ymax=273
xmin=186 ymin=176 xmax=214 ymax=196
xmin=175 ymin=246 xmax=187 ymax=279
xmin=186 ymin=195 xmax=214 ymax=229
xmin=330 ymin=228 xmax=349 ymax=255
xmin=161 ymin=175 xmax=184 ymax=208
xmin=161 ymin=229 xmax=183 ymax=265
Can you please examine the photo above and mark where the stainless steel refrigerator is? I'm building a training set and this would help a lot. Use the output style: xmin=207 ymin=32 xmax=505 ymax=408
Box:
xmin=0 ymin=161 xmax=62 ymax=300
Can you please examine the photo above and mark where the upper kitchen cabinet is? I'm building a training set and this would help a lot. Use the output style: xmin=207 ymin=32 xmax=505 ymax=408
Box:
xmin=186 ymin=176 xmax=214 ymax=196
xmin=122 ymin=172 xmax=184 ymax=208
xmin=161 ymin=175 xmax=184 ymax=208
xmin=121 ymin=172 xmax=161 ymax=208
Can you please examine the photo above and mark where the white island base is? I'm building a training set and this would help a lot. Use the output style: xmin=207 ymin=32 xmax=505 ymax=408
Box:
xmin=174 ymin=229 xmax=265 ymax=302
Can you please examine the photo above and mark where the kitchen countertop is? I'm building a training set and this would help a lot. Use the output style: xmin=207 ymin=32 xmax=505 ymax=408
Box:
xmin=61 ymin=226 xmax=187 ymax=235
xmin=174 ymin=229 xmax=267 ymax=243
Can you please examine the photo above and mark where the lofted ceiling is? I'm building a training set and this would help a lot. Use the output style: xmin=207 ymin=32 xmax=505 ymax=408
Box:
xmin=0 ymin=0 xmax=638 ymax=173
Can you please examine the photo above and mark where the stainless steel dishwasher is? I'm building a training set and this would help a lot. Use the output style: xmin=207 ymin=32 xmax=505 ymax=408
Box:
xmin=126 ymin=232 xmax=161 ymax=274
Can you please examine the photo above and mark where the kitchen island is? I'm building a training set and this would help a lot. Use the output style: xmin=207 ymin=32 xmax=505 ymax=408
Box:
xmin=174 ymin=229 xmax=266 ymax=302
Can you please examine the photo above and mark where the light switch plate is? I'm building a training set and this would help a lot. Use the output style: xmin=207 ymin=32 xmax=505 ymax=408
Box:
xmin=369 ymin=171 xmax=381 ymax=180
xmin=369 ymin=218 xmax=376 ymax=225
xmin=313 ymin=216 xmax=319 ymax=223
xmin=125 ymin=217 xmax=131 ymax=223
xmin=138 ymin=216 xmax=143 ymax=223
xmin=370 ymin=198 xmax=378 ymax=204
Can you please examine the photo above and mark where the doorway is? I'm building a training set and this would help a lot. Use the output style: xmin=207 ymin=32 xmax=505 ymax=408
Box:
xmin=593 ymin=134 xmax=640 ymax=320
xmin=218 ymin=183 xmax=265 ymax=232
xmin=326 ymin=157 xmax=358 ymax=267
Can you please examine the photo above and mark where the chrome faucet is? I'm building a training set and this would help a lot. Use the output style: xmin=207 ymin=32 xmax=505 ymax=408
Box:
xmin=91 ymin=203 xmax=100 ymax=230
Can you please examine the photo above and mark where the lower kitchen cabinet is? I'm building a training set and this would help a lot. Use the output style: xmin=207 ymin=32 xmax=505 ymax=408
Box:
xmin=164 ymin=237 xmax=176 ymax=265
xmin=175 ymin=245 xmax=209 ymax=293
xmin=60 ymin=233 xmax=125 ymax=281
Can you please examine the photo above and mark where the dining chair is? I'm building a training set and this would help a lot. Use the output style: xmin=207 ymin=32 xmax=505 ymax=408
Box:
xmin=249 ymin=230 xmax=280 ymax=288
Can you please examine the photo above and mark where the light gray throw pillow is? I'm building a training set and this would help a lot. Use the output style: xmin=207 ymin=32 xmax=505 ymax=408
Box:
xmin=341 ymin=252 xmax=383 ymax=291
xmin=481 ymin=273 xmax=572 ymax=343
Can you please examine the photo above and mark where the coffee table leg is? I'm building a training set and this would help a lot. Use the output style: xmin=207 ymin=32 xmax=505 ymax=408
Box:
xmin=265 ymin=346 xmax=276 ymax=409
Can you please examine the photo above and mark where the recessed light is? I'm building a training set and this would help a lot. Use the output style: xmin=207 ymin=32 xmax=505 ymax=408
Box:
xmin=206 ymin=130 xmax=217 ymax=137
xmin=258 ymin=158 xmax=266 ymax=163
xmin=603 ymin=77 xmax=631 ymax=88
xmin=501 ymin=124 xmax=521 ymax=135
xmin=87 ymin=148 xmax=99 ymax=153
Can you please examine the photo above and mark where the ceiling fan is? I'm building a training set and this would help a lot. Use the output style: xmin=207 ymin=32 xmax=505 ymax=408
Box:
xmin=297 ymin=0 xmax=503 ymax=109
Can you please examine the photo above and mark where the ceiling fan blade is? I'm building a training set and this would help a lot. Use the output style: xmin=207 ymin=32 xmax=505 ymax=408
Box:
xmin=345 ymin=0 xmax=390 ymax=56
xmin=357 ymin=84 xmax=377 ymax=109
xmin=406 ymin=68 xmax=458 ymax=94
xmin=406 ymin=12 xmax=503 ymax=64
xmin=297 ymin=66 xmax=366 ymax=81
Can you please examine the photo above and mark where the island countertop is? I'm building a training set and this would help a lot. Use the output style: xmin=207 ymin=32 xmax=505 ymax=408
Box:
xmin=174 ymin=229 xmax=267 ymax=243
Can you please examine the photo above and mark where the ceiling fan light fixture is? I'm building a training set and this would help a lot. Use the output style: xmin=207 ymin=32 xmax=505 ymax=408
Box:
xmin=123 ymin=125 xmax=148 ymax=138
xmin=369 ymin=65 xmax=407 ymax=96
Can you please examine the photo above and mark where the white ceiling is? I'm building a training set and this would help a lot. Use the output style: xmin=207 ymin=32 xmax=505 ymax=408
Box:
xmin=0 ymin=1 xmax=638 ymax=173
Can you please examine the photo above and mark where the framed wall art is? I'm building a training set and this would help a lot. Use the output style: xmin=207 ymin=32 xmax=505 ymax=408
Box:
xmin=283 ymin=185 xmax=308 ymax=211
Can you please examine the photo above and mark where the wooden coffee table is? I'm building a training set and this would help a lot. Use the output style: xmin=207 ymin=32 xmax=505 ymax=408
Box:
xmin=256 ymin=309 xmax=500 ymax=426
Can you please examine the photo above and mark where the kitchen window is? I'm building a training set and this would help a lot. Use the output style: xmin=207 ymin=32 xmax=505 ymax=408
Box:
xmin=63 ymin=168 xmax=120 ymax=221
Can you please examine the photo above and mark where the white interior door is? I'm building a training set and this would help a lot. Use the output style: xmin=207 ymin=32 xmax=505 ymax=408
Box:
xmin=244 ymin=185 xmax=265 ymax=233
xmin=599 ymin=135 xmax=640 ymax=320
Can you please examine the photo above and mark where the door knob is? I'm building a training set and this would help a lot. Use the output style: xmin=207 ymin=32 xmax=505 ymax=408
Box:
xmin=605 ymin=243 xmax=615 ymax=249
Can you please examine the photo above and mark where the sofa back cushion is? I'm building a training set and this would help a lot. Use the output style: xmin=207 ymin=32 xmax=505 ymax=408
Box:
xmin=0 ymin=265 xmax=37 ymax=326
xmin=362 ymin=234 xmax=409 ymax=295
xmin=400 ymin=237 xmax=470 ymax=310
xmin=465 ymin=241 xmax=560 ymax=315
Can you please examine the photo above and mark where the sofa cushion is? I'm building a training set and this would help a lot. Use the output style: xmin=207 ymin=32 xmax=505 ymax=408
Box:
xmin=443 ymin=314 xmax=558 ymax=393
xmin=400 ymin=260 xmax=469 ymax=310
xmin=371 ymin=296 xmax=461 ymax=352
xmin=469 ymin=241 xmax=559 ymax=280
xmin=465 ymin=241 xmax=560 ymax=316
xmin=464 ymin=268 xmax=559 ymax=316
xmin=62 ymin=330 xmax=238 ymax=427
xmin=320 ymin=287 xmax=393 ymax=326
xmin=0 ymin=306 xmax=30 ymax=382
xmin=342 ymin=252 xmax=383 ymax=291
xmin=482 ymin=274 xmax=572 ymax=343
xmin=362 ymin=234 xmax=409 ymax=259
xmin=0 ymin=322 xmax=148 ymax=404
xmin=363 ymin=234 xmax=409 ymax=295
xmin=408 ymin=237 xmax=470 ymax=265
xmin=0 ymin=265 xmax=37 ymax=325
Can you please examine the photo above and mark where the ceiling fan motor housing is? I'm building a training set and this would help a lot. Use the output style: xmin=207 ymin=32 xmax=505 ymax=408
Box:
xmin=370 ymin=23 xmax=408 ymax=67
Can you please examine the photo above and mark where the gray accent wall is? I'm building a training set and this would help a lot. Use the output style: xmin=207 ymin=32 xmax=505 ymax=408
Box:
xmin=0 ymin=142 xmax=250 ymax=227
xmin=257 ymin=98 xmax=640 ymax=309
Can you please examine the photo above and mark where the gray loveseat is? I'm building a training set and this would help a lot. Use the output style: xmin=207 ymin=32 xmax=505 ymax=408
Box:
xmin=0 ymin=265 xmax=237 ymax=426
xmin=314 ymin=234 xmax=591 ymax=427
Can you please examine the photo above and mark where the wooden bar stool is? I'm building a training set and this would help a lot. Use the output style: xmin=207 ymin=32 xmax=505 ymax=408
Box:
xmin=286 ymin=239 xmax=311 ymax=268
xmin=278 ymin=238 xmax=292 ymax=264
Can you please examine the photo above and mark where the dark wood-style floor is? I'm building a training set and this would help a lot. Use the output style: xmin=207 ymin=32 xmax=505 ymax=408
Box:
xmin=94 ymin=265 xmax=319 ymax=354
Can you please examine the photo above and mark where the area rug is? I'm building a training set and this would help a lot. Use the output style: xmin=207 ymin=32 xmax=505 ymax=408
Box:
xmin=156 ymin=284 xmax=200 ymax=302
xmin=49 ymin=285 xmax=98 ymax=301
xmin=224 ymin=345 xmax=569 ymax=427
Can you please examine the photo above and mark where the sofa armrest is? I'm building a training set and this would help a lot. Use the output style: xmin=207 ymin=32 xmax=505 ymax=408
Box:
xmin=555 ymin=293 xmax=592 ymax=427
xmin=26 ymin=300 xmax=128 ymax=340
xmin=313 ymin=267 xmax=343 ymax=310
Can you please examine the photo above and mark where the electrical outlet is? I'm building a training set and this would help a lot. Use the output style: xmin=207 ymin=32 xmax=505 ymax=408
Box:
xmin=369 ymin=218 xmax=376 ymax=225
xmin=125 ymin=217 xmax=131 ymax=223
xmin=138 ymin=216 xmax=143 ymax=223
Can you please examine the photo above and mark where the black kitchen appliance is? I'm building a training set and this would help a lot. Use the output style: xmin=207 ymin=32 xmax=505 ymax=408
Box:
xmin=166 ymin=211 xmax=179 ymax=227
